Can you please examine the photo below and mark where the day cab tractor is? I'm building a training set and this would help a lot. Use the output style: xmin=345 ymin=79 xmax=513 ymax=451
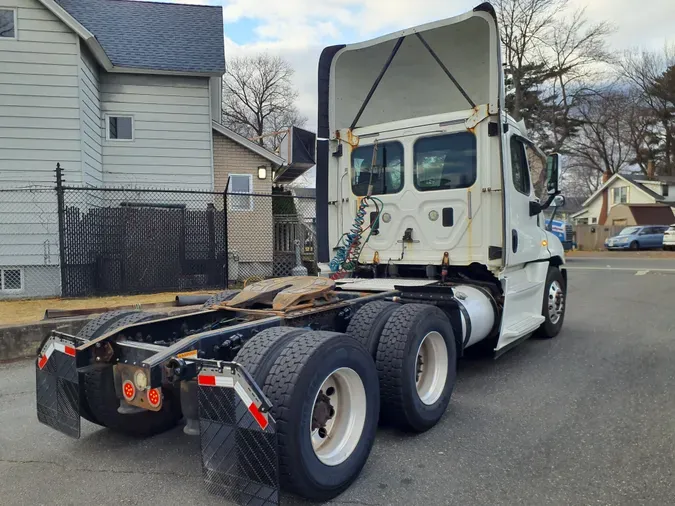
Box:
xmin=35 ymin=4 xmax=567 ymax=505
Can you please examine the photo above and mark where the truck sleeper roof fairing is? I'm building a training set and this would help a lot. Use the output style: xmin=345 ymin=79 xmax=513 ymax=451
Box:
xmin=322 ymin=2 xmax=504 ymax=136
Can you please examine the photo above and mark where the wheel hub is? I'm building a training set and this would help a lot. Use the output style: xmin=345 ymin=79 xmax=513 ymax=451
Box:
xmin=311 ymin=391 xmax=334 ymax=432
xmin=310 ymin=368 xmax=367 ymax=467
xmin=548 ymin=280 xmax=565 ymax=324
xmin=414 ymin=331 xmax=449 ymax=406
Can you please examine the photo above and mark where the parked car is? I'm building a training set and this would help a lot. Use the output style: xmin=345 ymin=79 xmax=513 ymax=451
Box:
xmin=605 ymin=225 xmax=670 ymax=250
xmin=663 ymin=224 xmax=675 ymax=251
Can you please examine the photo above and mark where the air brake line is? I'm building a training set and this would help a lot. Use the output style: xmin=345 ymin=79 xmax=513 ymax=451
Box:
xmin=329 ymin=143 xmax=384 ymax=279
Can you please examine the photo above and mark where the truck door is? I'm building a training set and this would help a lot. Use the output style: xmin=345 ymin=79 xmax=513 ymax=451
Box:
xmin=504 ymin=135 xmax=546 ymax=267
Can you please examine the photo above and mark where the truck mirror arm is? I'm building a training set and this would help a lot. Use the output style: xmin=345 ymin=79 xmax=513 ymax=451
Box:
xmin=529 ymin=191 xmax=560 ymax=217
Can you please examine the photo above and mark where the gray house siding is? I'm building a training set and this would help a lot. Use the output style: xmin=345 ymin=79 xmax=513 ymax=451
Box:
xmin=0 ymin=0 xmax=82 ymax=184
xmin=79 ymin=44 xmax=103 ymax=186
xmin=100 ymin=74 xmax=213 ymax=189
xmin=0 ymin=0 xmax=82 ymax=298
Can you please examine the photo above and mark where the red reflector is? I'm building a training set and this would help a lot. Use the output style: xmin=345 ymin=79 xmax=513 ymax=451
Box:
xmin=147 ymin=388 xmax=161 ymax=408
xmin=248 ymin=403 xmax=268 ymax=430
xmin=37 ymin=355 xmax=48 ymax=370
xmin=198 ymin=375 xmax=216 ymax=386
xmin=122 ymin=380 xmax=136 ymax=401
xmin=64 ymin=346 xmax=76 ymax=357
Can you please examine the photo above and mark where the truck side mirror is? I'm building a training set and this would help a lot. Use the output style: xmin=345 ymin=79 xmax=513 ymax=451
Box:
xmin=546 ymin=153 xmax=562 ymax=195
xmin=550 ymin=195 xmax=565 ymax=208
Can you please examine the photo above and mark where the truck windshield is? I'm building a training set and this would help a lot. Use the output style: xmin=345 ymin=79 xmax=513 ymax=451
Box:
xmin=414 ymin=132 xmax=476 ymax=191
xmin=351 ymin=141 xmax=404 ymax=196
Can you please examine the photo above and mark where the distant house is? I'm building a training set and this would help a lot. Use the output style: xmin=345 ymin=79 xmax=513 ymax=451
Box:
xmin=571 ymin=172 xmax=675 ymax=225
xmin=0 ymin=0 xmax=225 ymax=297
xmin=212 ymin=121 xmax=285 ymax=279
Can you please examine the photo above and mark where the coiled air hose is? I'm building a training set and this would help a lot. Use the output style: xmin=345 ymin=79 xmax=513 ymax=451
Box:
xmin=329 ymin=140 xmax=383 ymax=280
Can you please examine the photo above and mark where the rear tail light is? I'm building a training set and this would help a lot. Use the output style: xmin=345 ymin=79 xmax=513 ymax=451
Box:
xmin=122 ymin=380 xmax=136 ymax=401
xmin=147 ymin=387 xmax=162 ymax=408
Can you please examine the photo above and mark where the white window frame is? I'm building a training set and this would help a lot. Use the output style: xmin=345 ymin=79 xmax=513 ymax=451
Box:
xmin=228 ymin=174 xmax=253 ymax=211
xmin=0 ymin=8 xmax=18 ymax=41
xmin=612 ymin=186 xmax=628 ymax=205
xmin=105 ymin=114 xmax=135 ymax=142
xmin=1 ymin=267 xmax=24 ymax=293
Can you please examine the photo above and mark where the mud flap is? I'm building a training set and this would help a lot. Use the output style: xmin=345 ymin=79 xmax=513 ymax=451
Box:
xmin=35 ymin=335 xmax=80 ymax=438
xmin=197 ymin=361 xmax=279 ymax=506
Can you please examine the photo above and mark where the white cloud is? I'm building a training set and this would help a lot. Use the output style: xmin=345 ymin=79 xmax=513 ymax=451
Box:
xmin=165 ymin=0 xmax=675 ymax=137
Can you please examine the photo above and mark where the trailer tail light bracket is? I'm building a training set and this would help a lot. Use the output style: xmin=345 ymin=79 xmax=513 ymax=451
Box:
xmin=196 ymin=360 xmax=279 ymax=506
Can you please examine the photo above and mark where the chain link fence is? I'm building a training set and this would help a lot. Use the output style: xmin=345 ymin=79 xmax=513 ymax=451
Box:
xmin=0 ymin=187 xmax=61 ymax=300
xmin=0 ymin=182 xmax=316 ymax=300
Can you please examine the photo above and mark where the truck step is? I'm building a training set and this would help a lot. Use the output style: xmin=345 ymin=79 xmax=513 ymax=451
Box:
xmin=499 ymin=314 xmax=545 ymax=343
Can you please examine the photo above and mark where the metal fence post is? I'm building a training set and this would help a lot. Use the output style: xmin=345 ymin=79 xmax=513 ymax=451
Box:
xmin=55 ymin=163 xmax=67 ymax=297
xmin=223 ymin=176 xmax=230 ymax=289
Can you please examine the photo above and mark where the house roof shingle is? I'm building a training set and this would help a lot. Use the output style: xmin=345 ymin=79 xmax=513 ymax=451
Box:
xmin=55 ymin=0 xmax=225 ymax=74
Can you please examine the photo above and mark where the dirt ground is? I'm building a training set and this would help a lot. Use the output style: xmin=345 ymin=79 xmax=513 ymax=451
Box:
xmin=0 ymin=290 xmax=215 ymax=326
xmin=566 ymin=249 xmax=675 ymax=258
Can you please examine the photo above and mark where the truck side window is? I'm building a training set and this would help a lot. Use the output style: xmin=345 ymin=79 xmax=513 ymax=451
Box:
xmin=510 ymin=137 xmax=531 ymax=196
xmin=413 ymin=132 xmax=477 ymax=191
xmin=351 ymin=141 xmax=404 ymax=196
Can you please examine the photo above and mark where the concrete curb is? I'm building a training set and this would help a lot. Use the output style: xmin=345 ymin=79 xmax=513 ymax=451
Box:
xmin=0 ymin=306 xmax=203 ymax=362
xmin=0 ymin=317 xmax=88 ymax=362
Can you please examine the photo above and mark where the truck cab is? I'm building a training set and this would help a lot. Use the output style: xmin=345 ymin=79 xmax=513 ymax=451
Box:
xmin=316 ymin=2 xmax=566 ymax=353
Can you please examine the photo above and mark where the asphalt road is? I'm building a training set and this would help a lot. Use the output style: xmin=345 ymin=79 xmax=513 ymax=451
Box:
xmin=2 ymin=267 xmax=675 ymax=506
xmin=566 ymin=255 xmax=675 ymax=272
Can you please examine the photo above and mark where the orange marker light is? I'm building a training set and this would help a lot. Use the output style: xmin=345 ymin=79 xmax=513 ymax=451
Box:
xmin=542 ymin=240 xmax=548 ymax=247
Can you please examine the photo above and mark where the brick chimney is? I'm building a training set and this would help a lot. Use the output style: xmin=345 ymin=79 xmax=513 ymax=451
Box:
xmin=597 ymin=170 xmax=612 ymax=226
xmin=647 ymin=159 xmax=655 ymax=180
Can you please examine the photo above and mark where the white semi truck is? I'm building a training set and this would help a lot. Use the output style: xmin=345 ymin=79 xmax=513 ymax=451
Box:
xmin=35 ymin=3 xmax=567 ymax=505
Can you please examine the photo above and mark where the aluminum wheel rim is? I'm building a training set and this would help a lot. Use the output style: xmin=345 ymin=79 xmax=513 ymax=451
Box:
xmin=415 ymin=331 xmax=448 ymax=406
xmin=310 ymin=367 xmax=366 ymax=467
xmin=548 ymin=280 xmax=564 ymax=324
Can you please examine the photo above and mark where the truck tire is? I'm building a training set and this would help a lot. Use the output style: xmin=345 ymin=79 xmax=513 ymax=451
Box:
xmin=346 ymin=300 xmax=400 ymax=358
xmin=78 ymin=311 xmax=180 ymax=436
xmin=82 ymin=366 xmax=182 ymax=437
xmin=535 ymin=266 xmax=566 ymax=339
xmin=202 ymin=290 xmax=239 ymax=308
xmin=376 ymin=304 xmax=457 ymax=433
xmin=234 ymin=327 xmax=309 ymax=384
xmin=77 ymin=310 xmax=146 ymax=425
xmin=263 ymin=331 xmax=379 ymax=501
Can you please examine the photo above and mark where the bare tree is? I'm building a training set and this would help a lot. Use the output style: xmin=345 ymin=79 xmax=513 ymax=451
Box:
xmin=222 ymin=54 xmax=307 ymax=150
xmin=566 ymin=89 xmax=633 ymax=179
xmin=536 ymin=8 xmax=614 ymax=151
xmin=494 ymin=0 xmax=568 ymax=121
xmin=619 ymin=46 xmax=675 ymax=175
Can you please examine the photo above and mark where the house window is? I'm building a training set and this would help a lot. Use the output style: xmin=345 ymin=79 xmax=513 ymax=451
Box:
xmin=510 ymin=137 xmax=531 ymax=196
xmin=106 ymin=115 xmax=134 ymax=141
xmin=0 ymin=8 xmax=17 ymax=39
xmin=1 ymin=268 xmax=23 ymax=292
xmin=228 ymin=174 xmax=253 ymax=211
xmin=663 ymin=185 xmax=669 ymax=197
xmin=591 ymin=217 xmax=597 ymax=224
xmin=612 ymin=186 xmax=628 ymax=204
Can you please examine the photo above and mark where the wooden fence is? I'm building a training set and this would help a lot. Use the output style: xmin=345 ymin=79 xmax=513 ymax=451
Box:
xmin=574 ymin=224 xmax=623 ymax=251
